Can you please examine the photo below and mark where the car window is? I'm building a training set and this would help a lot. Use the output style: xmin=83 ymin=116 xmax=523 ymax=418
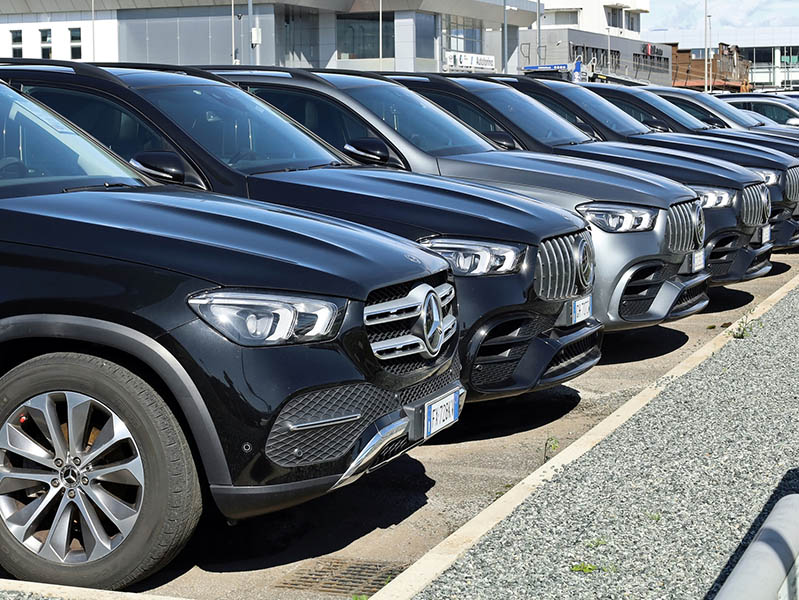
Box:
xmin=338 ymin=82 xmax=495 ymax=157
xmin=543 ymin=84 xmax=650 ymax=136
xmin=728 ymin=101 xmax=751 ymax=111
xmin=752 ymin=102 xmax=795 ymax=124
xmin=522 ymin=92 xmax=603 ymax=138
xmin=0 ymin=84 xmax=143 ymax=198
xmin=22 ymin=85 xmax=176 ymax=162
xmin=669 ymin=93 xmax=761 ymax=127
xmin=663 ymin=96 xmax=715 ymax=121
xmin=139 ymin=84 xmax=340 ymax=174
xmin=250 ymin=86 xmax=378 ymax=151
xmin=418 ymin=90 xmax=507 ymax=134
xmin=605 ymin=97 xmax=658 ymax=123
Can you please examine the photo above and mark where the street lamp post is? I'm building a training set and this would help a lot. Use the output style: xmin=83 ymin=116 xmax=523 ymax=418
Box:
xmin=606 ymin=27 xmax=611 ymax=73
xmin=379 ymin=0 xmax=383 ymax=71
xmin=537 ymin=0 xmax=541 ymax=66
xmin=91 ymin=0 xmax=95 ymax=61
xmin=231 ymin=0 xmax=235 ymax=65
xmin=503 ymin=0 xmax=508 ymax=73
xmin=704 ymin=0 xmax=708 ymax=91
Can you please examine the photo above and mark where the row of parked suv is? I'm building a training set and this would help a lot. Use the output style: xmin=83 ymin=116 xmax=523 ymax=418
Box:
xmin=0 ymin=58 xmax=796 ymax=590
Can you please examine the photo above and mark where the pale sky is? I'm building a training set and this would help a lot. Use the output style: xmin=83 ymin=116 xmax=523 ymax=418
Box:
xmin=644 ymin=0 xmax=799 ymax=32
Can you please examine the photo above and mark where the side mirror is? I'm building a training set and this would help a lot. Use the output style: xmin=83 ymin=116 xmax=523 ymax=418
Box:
xmin=700 ymin=115 xmax=727 ymax=128
xmin=343 ymin=137 xmax=392 ymax=165
xmin=785 ymin=117 xmax=799 ymax=127
xmin=130 ymin=151 xmax=185 ymax=183
xmin=642 ymin=118 xmax=671 ymax=132
xmin=483 ymin=130 xmax=517 ymax=150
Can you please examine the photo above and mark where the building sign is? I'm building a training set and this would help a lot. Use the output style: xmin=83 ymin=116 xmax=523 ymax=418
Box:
xmin=642 ymin=43 xmax=664 ymax=57
xmin=444 ymin=51 xmax=496 ymax=72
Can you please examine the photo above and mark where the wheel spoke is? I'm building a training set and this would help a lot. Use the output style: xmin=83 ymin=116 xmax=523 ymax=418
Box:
xmin=74 ymin=490 xmax=113 ymax=560
xmin=27 ymin=393 xmax=68 ymax=461
xmin=38 ymin=495 xmax=74 ymax=562
xmin=83 ymin=484 xmax=138 ymax=537
xmin=5 ymin=486 xmax=61 ymax=543
xmin=0 ymin=468 xmax=56 ymax=494
xmin=0 ymin=423 xmax=55 ymax=469
xmin=87 ymin=457 xmax=144 ymax=488
xmin=65 ymin=392 xmax=93 ymax=458
xmin=82 ymin=414 xmax=133 ymax=466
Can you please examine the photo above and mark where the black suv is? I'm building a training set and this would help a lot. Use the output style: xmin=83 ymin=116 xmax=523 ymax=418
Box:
xmin=391 ymin=73 xmax=773 ymax=286
xmin=497 ymin=77 xmax=799 ymax=250
xmin=0 ymin=60 xmax=602 ymax=402
xmin=0 ymin=81 xmax=465 ymax=589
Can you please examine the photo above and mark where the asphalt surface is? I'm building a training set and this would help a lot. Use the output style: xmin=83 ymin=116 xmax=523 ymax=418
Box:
xmin=414 ymin=263 xmax=799 ymax=599
xmin=133 ymin=252 xmax=799 ymax=600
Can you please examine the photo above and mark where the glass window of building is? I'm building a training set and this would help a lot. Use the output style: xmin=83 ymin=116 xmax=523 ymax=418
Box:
xmin=754 ymin=47 xmax=773 ymax=65
xmin=10 ymin=30 xmax=22 ymax=58
xmin=554 ymin=11 xmax=578 ymax=25
xmin=606 ymin=8 xmax=622 ymax=28
xmin=40 ymin=28 xmax=51 ymax=59
xmin=443 ymin=15 xmax=483 ymax=54
xmin=625 ymin=11 xmax=640 ymax=32
xmin=336 ymin=13 xmax=395 ymax=59
xmin=415 ymin=13 xmax=436 ymax=59
xmin=70 ymin=28 xmax=82 ymax=60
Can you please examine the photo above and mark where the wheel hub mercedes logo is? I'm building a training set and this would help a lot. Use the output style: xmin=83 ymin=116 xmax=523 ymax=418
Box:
xmin=61 ymin=465 xmax=80 ymax=488
xmin=694 ymin=204 xmax=706 ymax=248
xmin=419 ymin=291 xmax=444 ymax=357
xmin=574 ymin=238 xmax=595 ymax=289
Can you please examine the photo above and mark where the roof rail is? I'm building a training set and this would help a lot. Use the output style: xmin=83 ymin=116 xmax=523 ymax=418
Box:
xmin=309 ymin=68 xmax=399 ymax=84
xmin=91 ymin=62 xmax=232 ymax=85
xmin=0 ymin=57 xmax=123 ymax=85
xmin=198 ymin=65 xmax=330 ymax=85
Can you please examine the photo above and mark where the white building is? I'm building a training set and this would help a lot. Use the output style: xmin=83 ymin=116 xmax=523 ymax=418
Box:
xmin=647 ymin=26 xmax=799 ymax=89
xmin=540 ymin=0 xmax=650 ymax=39
xmin=0 ymin=1 xmax=540 ymax=74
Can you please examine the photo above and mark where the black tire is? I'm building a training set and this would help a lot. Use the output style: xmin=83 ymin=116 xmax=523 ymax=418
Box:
xmin=0 ymin=352 xmax=202 ymax=589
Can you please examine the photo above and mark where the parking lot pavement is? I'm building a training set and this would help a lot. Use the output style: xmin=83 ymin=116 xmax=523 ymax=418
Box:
xmin=413 ymin=259 xmax=799 ymax=599
xmin=139 ymin=253 xmax=799 ymax=600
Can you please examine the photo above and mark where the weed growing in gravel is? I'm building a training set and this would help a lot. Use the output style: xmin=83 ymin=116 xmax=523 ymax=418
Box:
xmin=352 ymin=595 xmax=369 ymax=600
xmin=646 ymin=512 xmax=662 ymax=522
xmin=585 ymin=538 xmax=608 ymax=548
xmin=570 ymin=562 xmax=599 ymax=574
xmin=495 ymin=483 xmax=513 ymax=499
xmin=543 ymin=436 xmax=560 ymax=462
xmin=731 ymin=310 xmax=760 ymax=339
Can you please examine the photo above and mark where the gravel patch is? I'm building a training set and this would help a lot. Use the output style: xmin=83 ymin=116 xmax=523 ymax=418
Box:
xmin=416 ymin=286 xmax=799 ymax=600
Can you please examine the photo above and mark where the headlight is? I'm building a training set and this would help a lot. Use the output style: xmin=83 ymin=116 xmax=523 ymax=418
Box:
xmin=753 ymin=169 xmax=780 ymax=186
xmin=189 ymin=291 xmax=344 ymax=346
xmin=576 ymin=203 xmax=658 ymax=233
xmin=691 ymin=186 xmax=735 ymax=208
xmin=420 ymin=238 xmax=525 ymax=276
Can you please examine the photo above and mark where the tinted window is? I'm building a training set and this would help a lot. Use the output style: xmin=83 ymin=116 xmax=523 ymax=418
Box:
xmin=524 ymin=92 xmax=601 ymax=136
xmin=23 ymin=86 xmax=176 ymax=162
xmin=419 ymin=90 xmax=507 ymax=134
xmin=337 ymin=82 xmax=495 ymax=156
xmin=671 ymin=93 xmax=761 ymax=127
xmin=624 ymin=90 xmax=707 ymax=130
xmin=139 ymin=84 xmax=339 ymax=174
xmin=474 ymin=87 xmax=589 ymax=145
xmin=607 ymin=97 xmax=658 ymax=122
xmin=547 ymin=84 xmax=650 ymax=135
xmin=0 ymin=85 xmax=143 ymax=198
xmin=751 ymin=101 xmax=796 ymax=124
xmin=664 ymin=96 xmax=716 ymax=121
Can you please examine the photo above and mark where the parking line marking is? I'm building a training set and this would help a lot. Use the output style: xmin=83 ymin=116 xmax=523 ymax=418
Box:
xmin=371 ymin=269 xmax=799 ymax=600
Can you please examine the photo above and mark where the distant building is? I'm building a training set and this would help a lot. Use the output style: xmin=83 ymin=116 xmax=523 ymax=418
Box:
xmin=668 ymin=42 xmax=751 ymax=91
xmin=648 ymin=26 xmax=799 ymax=90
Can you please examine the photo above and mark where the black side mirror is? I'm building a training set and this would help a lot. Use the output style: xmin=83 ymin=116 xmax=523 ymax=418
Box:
xmin=130 ymin=151 xmax=186 ymax=184
xmin=342 ymin=138 xmax=392 ymax=165
xmin=483 ymin=130 xmax=517 ymax=150
xmin=700 ymin=115 xmax=727 ymax=128
xmin=642 ymin=118 xmax=671 ymax=132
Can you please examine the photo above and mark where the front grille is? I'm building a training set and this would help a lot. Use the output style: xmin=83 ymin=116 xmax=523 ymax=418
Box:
xmin=672 ymin=281 xmax=708 ymax=314
xmin=265 ymin=356 xmax=461 ymax=467
xmin=534 ymin=229 xmax=593 ymax=301
xmin=543 ymin=331 xmax=602 ymax=379
xmin=666 ymin=200 xmax=703 ymax=253
xmin=471 ymin=314 xmax=556 ymax=388
xmin=619 ymin=263 xmax=679 ymax=318
xmin=785 ymin=167 xmax=799 ymax=204
xmin=364 ymin=271 xmax=457 ymax=374
xmin=741 ymin=183 xmax=769 ymax=226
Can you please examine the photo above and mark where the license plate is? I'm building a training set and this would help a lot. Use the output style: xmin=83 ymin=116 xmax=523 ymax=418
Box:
xmin=692 ymin=249 xmax=705 ymax=273
xmin=570 ymin=296 xmax=592 ymax=325
xmin=761 ymin=225 xmax=771 ymax=244
xmin=425 ymin=390 xmax=460 ymax=439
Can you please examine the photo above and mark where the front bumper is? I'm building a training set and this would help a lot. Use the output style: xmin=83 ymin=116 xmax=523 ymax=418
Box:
xmin=771 ymin=213 xmax=799 ymax=250
xmin=705 ymin=230 xmax=773 ymax=286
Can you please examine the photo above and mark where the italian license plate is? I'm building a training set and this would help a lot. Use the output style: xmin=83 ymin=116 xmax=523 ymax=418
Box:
xmin=571 ymin=296 xmax=592 ymax=325
xmin=692 ymin=249 xmax=705 ymax=273
xmin=761 ymin=225 xmax=771 ymax=244
xmin=425 ymin=390 xmax=460 ymax=439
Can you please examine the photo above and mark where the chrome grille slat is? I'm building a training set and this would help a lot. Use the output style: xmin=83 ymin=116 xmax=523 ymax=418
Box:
xmin=786 ymin=167 xmax=799 ymax=204
xmin=534 ymin=230 xmax=593 ymax=301
xmin=666 ymin=200 xmax=702 ymax=253
xmin=741 ymin=183 xmax=768 ymax=226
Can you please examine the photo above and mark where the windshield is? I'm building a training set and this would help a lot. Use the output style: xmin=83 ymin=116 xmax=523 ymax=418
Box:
xmin=341 ymin=82 xmax=495 ymax=156
xmin=635 ymin=89 xmax=708 ymax=130
xmin=140 ymin=84 xmax=340 ymax=174
xmin=0 ymin=85 xmax=143 ymax=199
xmin=691 ymin=93 xmax=762 ymax=127
xmin=553 ymin=84 xmax=651 ymax=136
xmin=475 ymin=87 xmax=590 ymax=146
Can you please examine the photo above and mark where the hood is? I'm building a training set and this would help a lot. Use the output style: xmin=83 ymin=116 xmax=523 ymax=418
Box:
xmin=560 ymin=141 xmax=761 ymax=189
xmin=250 ymin=167 xmax=586 ymax=246
xmin=703 ymin=128 xmax=799 ymax=158
xmin=438 ymin=151 xmax=696 ymax=209
xmin=640 ymin=132 xmax=799 ymax=170
xmin=0 ymin=187 xmax=447 ymax=301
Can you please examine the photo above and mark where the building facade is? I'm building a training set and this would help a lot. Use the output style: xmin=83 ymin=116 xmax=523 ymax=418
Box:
xmin=540 ymin=0 xmax=649 ymax=39
xmin=0 ymin=0 xmax=540 ymax=74
xmin=648 ymin=26 xmax=799 ymax=90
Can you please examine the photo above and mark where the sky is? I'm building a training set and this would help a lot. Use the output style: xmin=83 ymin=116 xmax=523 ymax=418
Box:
xmin=644 ymin=0 xmax=799 ymax=32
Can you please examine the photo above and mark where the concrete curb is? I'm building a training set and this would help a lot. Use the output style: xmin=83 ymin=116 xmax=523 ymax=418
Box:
xmin=370 ymin=269 xmax=799 ymax=600
xmin=0 ymin=578 xmax=183 ymax=600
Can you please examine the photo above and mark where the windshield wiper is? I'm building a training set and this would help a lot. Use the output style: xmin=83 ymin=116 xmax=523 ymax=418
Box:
xmin=62 ymin=182 xmax=142 ymax=193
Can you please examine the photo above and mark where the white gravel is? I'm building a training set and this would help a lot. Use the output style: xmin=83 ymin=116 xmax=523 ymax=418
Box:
xmin=416 ymin=286 xmax=799 ymax=600
xmin=0 ymin=594 xmax=58 ymax=600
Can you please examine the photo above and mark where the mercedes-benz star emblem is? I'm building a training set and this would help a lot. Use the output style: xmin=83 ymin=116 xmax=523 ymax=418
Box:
xmin=574 ymin=238 xmax=595 ymax=289
xmin=694 ymin=204 xmax=706 ymax=247
xmin=61 ymin=465 xmax=80 ymax=488
xmin=762 ymin=188 xmax=771 ymax=223
xmin=420 ymin=291 xmax=444 ymax=357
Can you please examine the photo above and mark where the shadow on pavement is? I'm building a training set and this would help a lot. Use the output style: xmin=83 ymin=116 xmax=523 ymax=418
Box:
xmin=704 ymin=287 xmax=756 ymax=314
xmin=764 ymin=260 xmax=791 ymax=278
xmin=703 ymin=468 xmax=799 ymax=599
xmin=599 ymin=325 xmax=689 ymax=365
xmin=134 ymin=455 xmax=435 ymax=589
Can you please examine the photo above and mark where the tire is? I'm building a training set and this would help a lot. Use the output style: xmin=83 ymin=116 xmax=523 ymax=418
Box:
xmin=0 ymin=352 xmax=202 ymax=589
